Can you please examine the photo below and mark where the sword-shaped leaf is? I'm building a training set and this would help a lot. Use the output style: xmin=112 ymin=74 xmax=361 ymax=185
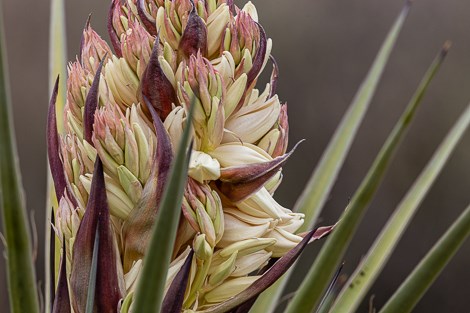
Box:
xmin=284 ymin=2 xmax=430 ymax=310
xmin=329 ymin=43 xmax=456 ymax=313
xmin=252 ymin=3 xmax=411 ymax=312
xmin=0 ymin=4 xmax=40 ymax=311
xmin=380 ymin=203 xmax=470 ymax=312
xmin=378 ymin=107 xmax=470 ymax=313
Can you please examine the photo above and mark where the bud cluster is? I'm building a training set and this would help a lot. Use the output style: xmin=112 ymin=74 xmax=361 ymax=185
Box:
xmin=50 ymin=0 xmax=310 ymax=312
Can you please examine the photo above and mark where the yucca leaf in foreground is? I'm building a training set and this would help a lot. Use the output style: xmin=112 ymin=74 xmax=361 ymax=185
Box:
xmin=252 ymin=2 xmax=411 ymax=311
xmin=0 ymin=2 xmax=40 ymax=313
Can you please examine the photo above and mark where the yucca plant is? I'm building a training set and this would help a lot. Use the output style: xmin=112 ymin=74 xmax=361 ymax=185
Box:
xmin=0 ymin=1 xmax=469 ymax=313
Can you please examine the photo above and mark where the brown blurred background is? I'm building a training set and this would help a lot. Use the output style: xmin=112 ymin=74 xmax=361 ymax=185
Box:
xmin=1 ymin=0 xmax=469 ymax=312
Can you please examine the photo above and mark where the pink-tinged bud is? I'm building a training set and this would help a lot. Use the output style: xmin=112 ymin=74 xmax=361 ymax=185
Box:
xmin=121 ymin=20 xmax=154 ymax=78
xmin=80 ymin=22 xmax=112 ymax=74
xmin=222 ymin=11 xmax=259 ymax=66
xmin=92 ymin=103 xmax=157 ymax=217
xmin=66 ymin=62 xmax=92 ymax=123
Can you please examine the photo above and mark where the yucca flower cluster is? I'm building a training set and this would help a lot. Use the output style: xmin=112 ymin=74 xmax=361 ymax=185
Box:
xmin=47 ymin=1 xmax=327 ymax=312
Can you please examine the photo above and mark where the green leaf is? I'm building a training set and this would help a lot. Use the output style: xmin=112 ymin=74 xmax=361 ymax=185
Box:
xmin=0 ymin=3 xmax=40 ymax=313
xmin=85 ymin=227 xmax=100 ymax=313
xmin=46 ymin=1 xmax=68 ymax=310
xmin=379 ymin=106 xmax=470 ymax=313
xmin=252 ymin=3 xmax=411 ymax=312
xmin=329 ymin=44 xmax=462 ymax=313
xmin=284 ymin=3 xmax=427 ymax=311
xmin=131 ymin=102 xmax=194 ymax=313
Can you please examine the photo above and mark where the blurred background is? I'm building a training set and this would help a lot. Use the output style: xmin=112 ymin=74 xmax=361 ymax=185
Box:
xmin=1 ymin=0 xmax=469 ymax=312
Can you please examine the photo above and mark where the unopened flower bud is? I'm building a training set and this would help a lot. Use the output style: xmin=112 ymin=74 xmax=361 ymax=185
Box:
xmin=204 ymin=276 xmax=259 ymax=304
xmin=194 ymin=234 xmax=213 ymax=261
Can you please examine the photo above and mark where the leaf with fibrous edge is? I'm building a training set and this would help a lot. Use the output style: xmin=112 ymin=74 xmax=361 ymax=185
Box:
xmin=0 ymin=6 xmax=40 ymax=311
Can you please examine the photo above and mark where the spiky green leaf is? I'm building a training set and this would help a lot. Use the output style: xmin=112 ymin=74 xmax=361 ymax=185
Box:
xmin=329 ymin=44 xmax=466 ymax=313
xmin=0 ymin=3 xmax=40 ymax=312
xmin=252 ymin=3 xmax=411 ymax=312
xmin=379 ymin=106 xmax=470 ymax=313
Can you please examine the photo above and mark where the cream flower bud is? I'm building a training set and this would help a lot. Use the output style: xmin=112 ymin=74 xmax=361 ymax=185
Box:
xmin=204 ymin=276 xmax=259 ymax=304
xmin=264 ymin=227 xmax=304 ymax=258
xmin=124 ymin=259 xmax=142 ymax=293
xmin=218 ymin=237 xmax=276 ymax=258
xmin=194 ymin=234 xmax=213 ymax=261
xmin=183 ymin=179 xmax=224 ymax=246
xmin=56 ymin=195 xmax=83 ymax=243
xmin=206 ymin=4 xmax=230 ymax=57
xmin=207 ymin=251 xmax=237 ymax=286
xmin=242 ymin=1 xmax=258 ymax=22
xmin=188 ymin=151 xmax=221 ymax=183
xmin=258 ymin=104 xmax=289 ymax=157
xmin=104 ymin=55 xmax=140 ymax=109
xmin=164 ymin=105 xmax=186 ymax=150
xmin=231 ymin=250 xmax=272 ymax=277
xmin=225 ymin=90 xmax=281 ymax=144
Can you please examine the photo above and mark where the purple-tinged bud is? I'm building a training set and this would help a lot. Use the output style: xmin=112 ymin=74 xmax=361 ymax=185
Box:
xmin=140 ymin=40 xmax=178 ymax=120
xmin=70 ymin=159 xmax=124 ymax=313
xmin=178 ymin=3 xmax=208 ymax=61
xmin=136 ymin=0 xmax=157 ymax=36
